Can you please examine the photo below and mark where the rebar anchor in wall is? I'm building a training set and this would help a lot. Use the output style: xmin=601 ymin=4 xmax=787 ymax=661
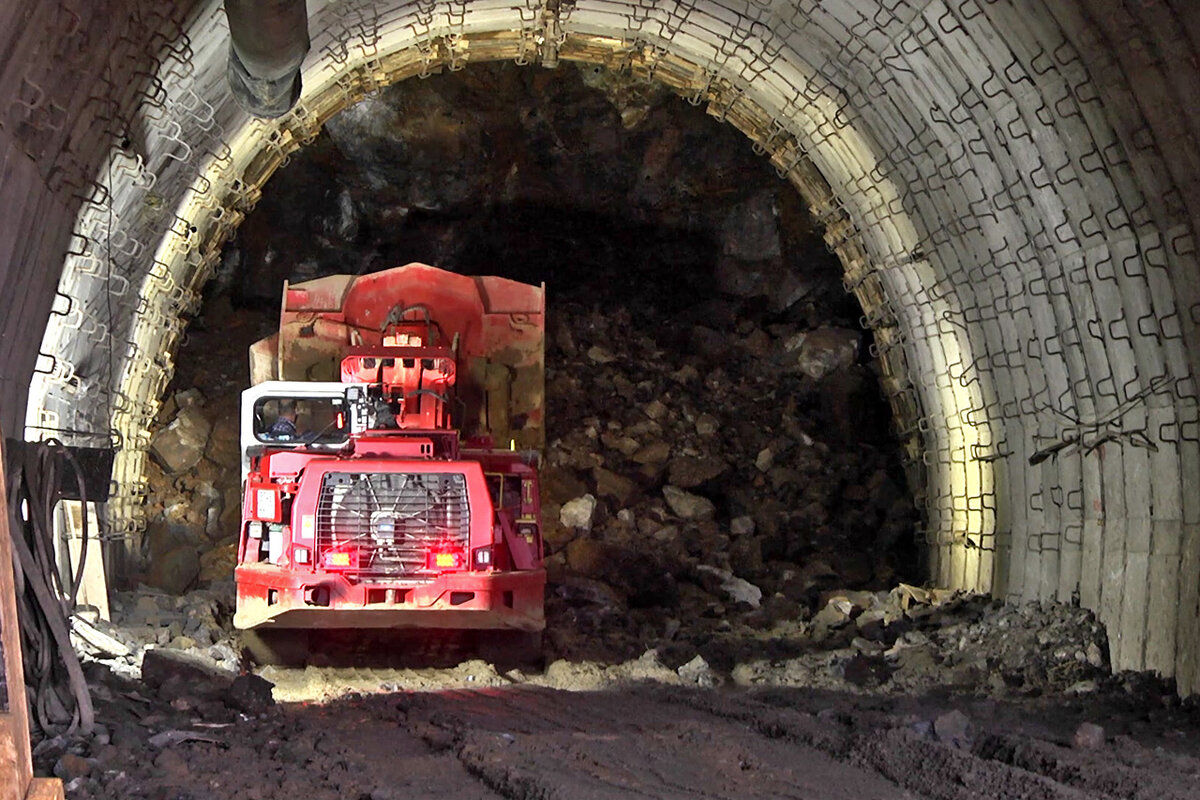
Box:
xmin=536 ymin=0 xmax=565 ymax=68
xmin=1027 ymin=376 xmax=1169 ymax=465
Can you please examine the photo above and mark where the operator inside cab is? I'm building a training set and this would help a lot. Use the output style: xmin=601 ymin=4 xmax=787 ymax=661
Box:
xmin=269 ymin=399 xmax=299 ymax=439
xmin=252 ymin=395 xmax=349 ymax=446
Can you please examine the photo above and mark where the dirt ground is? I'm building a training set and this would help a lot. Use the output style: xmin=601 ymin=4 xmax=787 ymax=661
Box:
xmin=46 ymin=590 xmax=1200 ymax=799
xmin=42 ymin=653 xmax=1200 ymax=800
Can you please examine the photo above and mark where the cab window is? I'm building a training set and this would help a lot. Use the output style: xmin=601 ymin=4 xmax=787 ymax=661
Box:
xmin=254 ymin=396 xmax=348 ymax=445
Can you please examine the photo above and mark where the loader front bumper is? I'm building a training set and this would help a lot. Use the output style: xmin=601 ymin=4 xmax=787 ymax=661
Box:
xmin=233 ymin=563 xmax=545 ymax=632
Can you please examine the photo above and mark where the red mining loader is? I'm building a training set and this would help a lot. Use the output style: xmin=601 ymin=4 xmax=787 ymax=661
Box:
xmin=233 ymin=263 xmax=546 ymax=659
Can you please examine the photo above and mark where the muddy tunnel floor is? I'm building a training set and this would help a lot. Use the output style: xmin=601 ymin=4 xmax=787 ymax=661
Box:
xmin=45 ymin=603 xmax=1200 ymax=800
xmin=44 ymin=61 xmax=1200 ymax=797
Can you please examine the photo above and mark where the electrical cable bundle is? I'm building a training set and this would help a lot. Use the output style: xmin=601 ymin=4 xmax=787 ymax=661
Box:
xmin=4 ymin=439 xmax=94 ymax=736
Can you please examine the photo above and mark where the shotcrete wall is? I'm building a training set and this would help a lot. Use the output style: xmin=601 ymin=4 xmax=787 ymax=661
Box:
xmin=1 ymin=0 xmax=1198 ymax=692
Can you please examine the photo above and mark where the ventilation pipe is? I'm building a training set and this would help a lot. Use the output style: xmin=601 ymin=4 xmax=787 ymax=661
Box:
xmin=224 ymin=0 xmax=310 ymax=118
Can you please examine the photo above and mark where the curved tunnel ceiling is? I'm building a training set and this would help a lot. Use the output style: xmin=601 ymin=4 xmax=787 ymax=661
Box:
xmin=2 ymin=0 xmax=1198 ymax=692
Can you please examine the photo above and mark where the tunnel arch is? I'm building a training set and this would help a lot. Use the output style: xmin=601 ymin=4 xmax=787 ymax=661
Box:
xmin=5 ymin=0 xmax=1199 ymax=693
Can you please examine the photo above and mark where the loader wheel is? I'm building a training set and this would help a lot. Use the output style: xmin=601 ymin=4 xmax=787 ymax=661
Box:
xmin=475 ymin=629 xmax=544 ymax=671
xmin=241 ymin=628 xmax=311 ymax=667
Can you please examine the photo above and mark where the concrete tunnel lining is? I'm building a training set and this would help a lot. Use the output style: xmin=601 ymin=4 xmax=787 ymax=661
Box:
xmin=2 ymin=0 xmax=1198 ymax=693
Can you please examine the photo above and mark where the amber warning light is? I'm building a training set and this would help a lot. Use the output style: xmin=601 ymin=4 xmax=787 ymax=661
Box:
xmin=323 ymin=548 xmax=358 ymax=570
xmin=426 ymin=548 xmax=464 ymax=571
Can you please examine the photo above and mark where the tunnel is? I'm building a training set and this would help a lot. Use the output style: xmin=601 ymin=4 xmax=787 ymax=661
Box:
xmin=1 ymin=0 xmax=1200 ymax=795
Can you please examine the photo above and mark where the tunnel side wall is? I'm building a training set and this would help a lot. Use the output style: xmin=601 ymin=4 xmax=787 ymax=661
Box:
xmin=0 ymin=4 xmax=193 ymax=441
xmin=2 ymin=0 xmax=1199 ymax=692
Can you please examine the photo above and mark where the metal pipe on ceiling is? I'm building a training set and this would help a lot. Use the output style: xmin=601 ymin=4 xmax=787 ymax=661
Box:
xmin=224 ymin=0 xmax=310 ymax=118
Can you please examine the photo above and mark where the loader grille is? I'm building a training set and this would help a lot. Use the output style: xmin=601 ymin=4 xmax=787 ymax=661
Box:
xmin=316 ymin=471 xmax=471 ymax=579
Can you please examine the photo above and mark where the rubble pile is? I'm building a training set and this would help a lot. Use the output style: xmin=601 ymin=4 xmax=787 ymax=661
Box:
xmin=724 ymin=589 xmax=1113 ymax=696
xmin=50 ymin=584 xmax=1187 ymax=800
xmin=31 ymin=650 xmax=275 ymax=799
xmin=141 ymin=317 xmax=276 ymax=595
xmin=538 ymin=294 xmax=916 ymax=661
xmin=69 ymin=588 xmax=241 ymax=682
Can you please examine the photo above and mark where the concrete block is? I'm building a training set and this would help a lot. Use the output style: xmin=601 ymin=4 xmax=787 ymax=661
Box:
xmin=1116 ymin=552 xmax=1149 ymax=672
xmin=1175 ymin=524 xmax=1200 ymax=695
xmin=991 ymin=533 xmax=1012 ymax=599
xmin=1144 ymin=552 xmax=1179 ymax=676
xmin=1126 ymin=517 xmax=1151 ymax=555
xmin=1058 ymin=526 xmax=1082 ymax=604
xmin=1038 ymin=546 xmax=1060 ymax=604
xmin=1151 ymin=519 xmax=1182 ymax=556
xmin=1182 ymin=440 xmax=1200 ymax=526
xmin=1080 ymin=518 xmax=1104 ymax=609
xmin=1099 ymin=517 xmax=1127 ymax=663
xmin=1007 ymin=522 xmax=1029 ymax=601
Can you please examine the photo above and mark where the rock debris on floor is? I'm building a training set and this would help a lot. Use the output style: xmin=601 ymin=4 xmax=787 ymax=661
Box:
xmin=40 ymin=607 xmax=1200 ymax=800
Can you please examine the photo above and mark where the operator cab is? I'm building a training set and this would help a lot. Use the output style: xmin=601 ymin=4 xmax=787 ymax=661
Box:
xmin=252 ymin=395 xmax=350 ymax=445
xmin=241 ymin=381 xmax=357 ymax=479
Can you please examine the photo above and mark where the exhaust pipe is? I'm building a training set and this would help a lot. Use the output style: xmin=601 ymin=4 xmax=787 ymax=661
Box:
xmin=224 ymin=0 xmax=310 ymax=119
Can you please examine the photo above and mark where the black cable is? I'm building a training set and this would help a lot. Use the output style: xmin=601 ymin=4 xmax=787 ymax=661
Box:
xmin=5 ymin=440 xmax=95 ymax=737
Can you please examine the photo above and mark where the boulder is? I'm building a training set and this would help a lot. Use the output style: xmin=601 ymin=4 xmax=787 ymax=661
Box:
xmin=677 ymin=655 xmax=719 ymax=687
xmin=730 ymin=516 xmax=755 ymax=537
xmin=205 ymin=415 xmax=241 ymax=466
xmin=146 ymin=545 xmax=200 ymax=595
xmin=933 ymin=709 xmax=973 ymax=749
xmin=694 ymin=565 xmax=762 ymax=608
xmin=559 ymin=494 xmax=598 ymax=531
xmin=643 ymin=399 xmax=668 ymax=420
xmin=666 ymin=457 xmax=726 ymax=489
xmin=795 ymin=327 xmax=860 ymax=379
xmin=226 ymin=673 xmax=276 ymax=715
xmin=553 ymin=575 xmax=627 ymax=611
xmin=141 ymin=647 xmax=235 ymax=694
xmin=663 ymin=486 xmax=716 ymax=520
xmin=587 ymin=345 xmax=616 ymax=364
xmin=150 ymin=406 xmax=213 ymax=475
xmin=631 ymin=440 xmax=671 ymax=465
xmin=592 ymin=468 xmax=636 ymax=506
xmin=1072 ymin=722 xmax=1105 ymax=749
xmin=198 ymin=542 xmax=237 ymax=584
xmin=53 ymin=753 xmax=91 ymax=781
xmin=566 ymin=538 xmax=608 ymax=576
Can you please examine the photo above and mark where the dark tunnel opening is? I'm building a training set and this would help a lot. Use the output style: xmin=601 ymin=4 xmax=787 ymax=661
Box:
xmin=145 ymin=61 xmax=921 ymax=667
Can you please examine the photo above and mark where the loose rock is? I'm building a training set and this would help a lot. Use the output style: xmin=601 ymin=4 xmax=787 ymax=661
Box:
xmin=933 ymin=709 xmax=972 ymax=749
xmin=1072 ymin=722 xmax=1105 ymax=749
xmin=559 ymin=495 xmax=598 ymax=531
xmin=662 ymin=486 xmax=715 ymax=520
